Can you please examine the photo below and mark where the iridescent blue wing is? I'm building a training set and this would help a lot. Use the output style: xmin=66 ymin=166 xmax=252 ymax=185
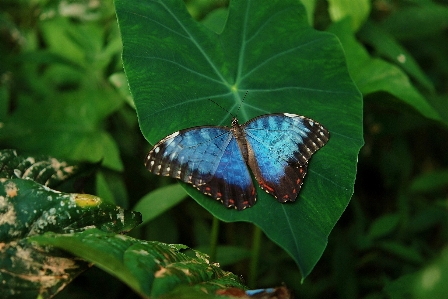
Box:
xmin=145 ymin=127 xmax=256 ymax=210
xmin=244 ymin=113 xmax=329 ymax=202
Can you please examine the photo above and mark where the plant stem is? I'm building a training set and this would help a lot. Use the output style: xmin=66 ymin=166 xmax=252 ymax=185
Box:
xmin=248 ymin=225 xmax=262 ymax=288
xmin=209 ymin=216 xmax=219 ymax=262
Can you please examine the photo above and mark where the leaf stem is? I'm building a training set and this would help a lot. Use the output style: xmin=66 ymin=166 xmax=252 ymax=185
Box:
xmin=248 ymin=225 xmax=262 ymax=288
xmin=209 ymin=216 xmax=219 ymax=262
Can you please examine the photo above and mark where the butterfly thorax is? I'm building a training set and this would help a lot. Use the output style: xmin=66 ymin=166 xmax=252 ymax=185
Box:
xmin=230 ymin=117 xmax=249 ymax=162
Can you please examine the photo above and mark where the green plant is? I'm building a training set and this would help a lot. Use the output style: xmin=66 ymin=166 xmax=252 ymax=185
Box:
xmin=1 ymin=0 xmax=447 ymax=298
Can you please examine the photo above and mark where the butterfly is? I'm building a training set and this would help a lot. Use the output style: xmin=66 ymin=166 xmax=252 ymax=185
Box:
xmin=145 ymin=113 xmax=329 ymax=210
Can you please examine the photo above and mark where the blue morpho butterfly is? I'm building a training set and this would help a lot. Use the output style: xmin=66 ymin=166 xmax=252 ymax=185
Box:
xmin=145 ymin=102 xmax=329 ymax=210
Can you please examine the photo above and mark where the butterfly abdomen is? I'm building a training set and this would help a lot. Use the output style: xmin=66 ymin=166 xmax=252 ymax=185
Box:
xmin=230 ymin=117 xmax=249 ymax=163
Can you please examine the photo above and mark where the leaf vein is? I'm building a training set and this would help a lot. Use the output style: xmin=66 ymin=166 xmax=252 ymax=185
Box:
xmin=159 ymin=1 xmax=228 ymax=85
xmin=246 ymin=86 xmax=355 ymax=95
xmin=240 ymin=37 xmax=327 ymax=81
xmin=140 ymin=92 xmax=233 ymax=120
xmin=132 ymin=55 xmax=225 ymax=85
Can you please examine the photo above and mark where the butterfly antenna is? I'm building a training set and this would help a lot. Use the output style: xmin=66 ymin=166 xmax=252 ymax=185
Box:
xmin=208 ymin=91 xmax=248 ymax=119
xmin=208 ymin=98 xmax=236 ymax=118
xmin=235 ymin=91 xmax=249 ymax=115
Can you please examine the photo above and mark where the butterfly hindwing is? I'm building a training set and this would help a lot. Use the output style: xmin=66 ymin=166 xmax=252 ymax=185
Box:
xmin=196 ymin=136 xmax=256 ymax=210
xmin=145 ymin=126 xmax=255 ymax=210
xmin=244 ymin=113 xmax=329 ymax=202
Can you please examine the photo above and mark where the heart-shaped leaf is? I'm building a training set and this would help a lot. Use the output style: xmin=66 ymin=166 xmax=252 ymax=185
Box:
xmin=116 ymin=0 xmax=363 ymax=278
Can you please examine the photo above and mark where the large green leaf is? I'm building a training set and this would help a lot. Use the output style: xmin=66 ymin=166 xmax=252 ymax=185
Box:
xmin=30 ymin=228 xmax=246 ymax=298
xmin=116 ymin=0 xmax=362 ymax=278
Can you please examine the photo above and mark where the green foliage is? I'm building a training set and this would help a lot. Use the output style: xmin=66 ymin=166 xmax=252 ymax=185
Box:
xmin=0 ymin=150 xmax=142 ymax=298
xmin=134 ymin=184 xmax=187 ymax=225
xmin=31 ymin=228 xmax=246 ymax=298
xmin=0 ymin=149 xmax=92 ymax=188
xmin=1 ymin=0 xmax=448 ymax=298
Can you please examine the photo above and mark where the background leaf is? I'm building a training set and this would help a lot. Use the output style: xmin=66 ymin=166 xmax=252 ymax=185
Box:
xmin=0 ymin=151 xmax=142 ymax=298
xmin=358 ymin=21 xmax=435 ymax=92
xmin=30 ymin=228 xmax=246 ymax=298
xmin=0 ymin=84 xmax=124 ymax=170
xmin=0 ymin=149 xmax=94 ymax=188
xmin=0 ymin=14 xmax=125 ymax=170
xmin=379 ymin=3 xmax=448 ymax=40
xmin=116 ymin=0 xmax=363 ymax=278
xmin=328 ymin=0 xmax=371 ymax=31
xmin=134 ymin=184 xmax=187 ymax=225
xmin=327 ymin=18 xmax=445 ymax=126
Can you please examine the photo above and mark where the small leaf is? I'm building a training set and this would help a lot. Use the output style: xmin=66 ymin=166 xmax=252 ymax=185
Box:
xmin=328 ymin=0 xmax=371 ymax=31
xmin=410 ymin=170 xmax=448 ymax=194
xmin=96 ymin=170 xmax=117 ymax=204
xmin=300 ymin=0 xmax=318 ymax=25
xmin=134 ymin=184 xmax=187 ymax=225
xmin=366 ymin=213 xmax=400 ymax=240
xmin=109 ymin=72 xmax=135 ymax=108
xmin=30 ymin=228 xmax=246 ymax=298
xmin=201 ymin=7 xmax=228 ymax=34
xmin=378 ymin=241 xmax=425 ymax=265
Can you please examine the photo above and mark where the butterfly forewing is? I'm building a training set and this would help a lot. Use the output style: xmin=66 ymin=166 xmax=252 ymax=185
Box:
xmin=145 ymin=126 xmax=256 ymax=210
xmin=243 ymin=113 xmax=329 ymax=202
